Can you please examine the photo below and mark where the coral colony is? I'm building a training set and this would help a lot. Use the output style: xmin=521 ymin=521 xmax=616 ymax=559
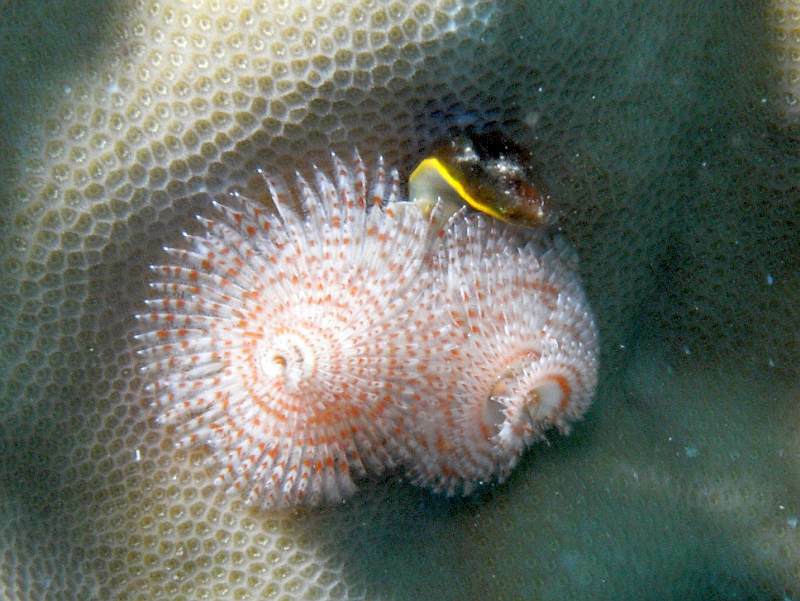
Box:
xmin=137 ymin=152 xmax=598 ymax=509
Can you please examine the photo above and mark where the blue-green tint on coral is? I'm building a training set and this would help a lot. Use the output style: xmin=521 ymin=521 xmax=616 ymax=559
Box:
xmin=0 ymin=0 xmax=799 ymax=600
xmin=312 ymin=357 xmax=800 ymax=600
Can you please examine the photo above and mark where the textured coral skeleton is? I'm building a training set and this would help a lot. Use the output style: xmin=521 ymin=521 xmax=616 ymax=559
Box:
xmin=136 ymin=153 xmax=598 ymax=508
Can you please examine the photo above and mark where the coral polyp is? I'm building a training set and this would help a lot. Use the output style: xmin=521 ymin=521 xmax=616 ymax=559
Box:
xmin=136 ymin=153 xmax=450 ymax=509
xmin=136 ymin=152 xmax=598 ymax=509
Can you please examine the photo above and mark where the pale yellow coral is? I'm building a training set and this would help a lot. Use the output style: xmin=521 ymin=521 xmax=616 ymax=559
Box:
xmin=2 ymin=2 xmax=509 ymax=599
xmin=769 ymin=0 xmax=800 ymax=120
xmin=1 ymin=1 xmax=799 ymax=600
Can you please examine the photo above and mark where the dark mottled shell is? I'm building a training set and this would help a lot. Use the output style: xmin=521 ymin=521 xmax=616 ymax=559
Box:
xmin=410 ymin=131 xmax=554 ymax=228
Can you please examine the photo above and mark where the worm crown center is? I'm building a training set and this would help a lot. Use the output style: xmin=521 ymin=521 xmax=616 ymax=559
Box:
xmin=258 ymin=332 xmax=316 ymax=387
